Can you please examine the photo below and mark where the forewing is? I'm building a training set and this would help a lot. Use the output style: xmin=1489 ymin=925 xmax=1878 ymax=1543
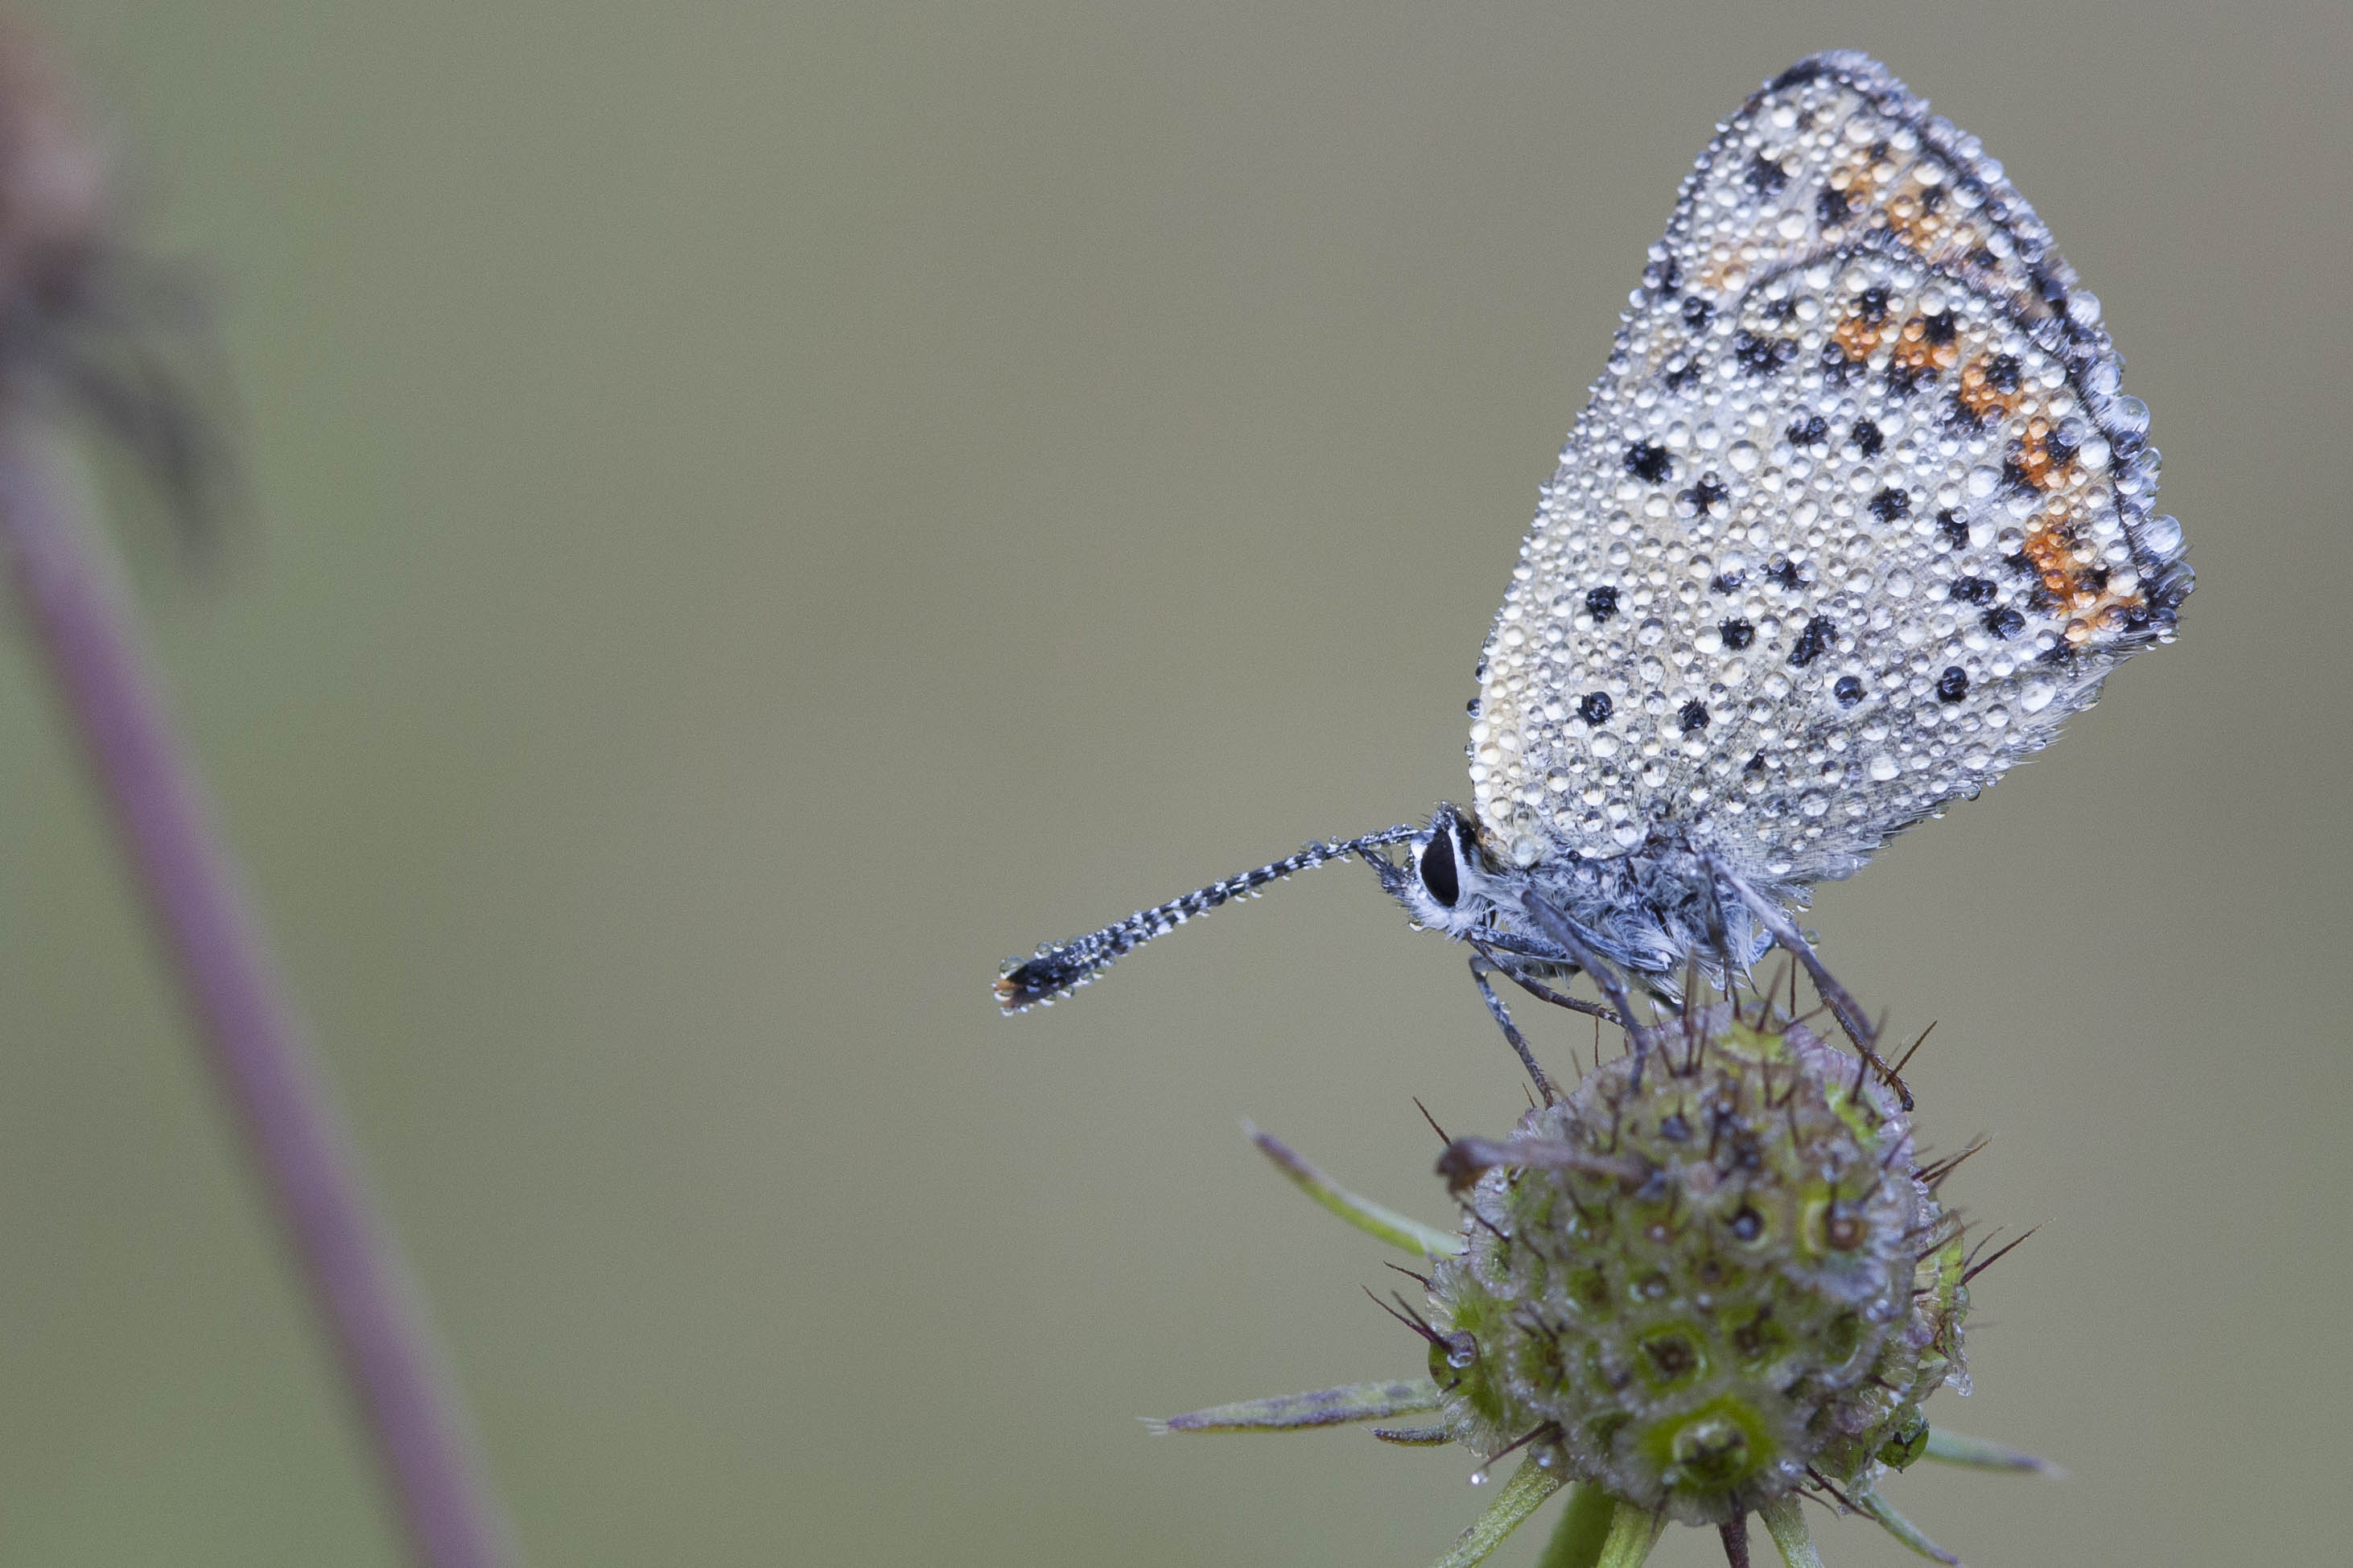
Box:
xmin=1470 ymin=51 xmax=2190 ymax=883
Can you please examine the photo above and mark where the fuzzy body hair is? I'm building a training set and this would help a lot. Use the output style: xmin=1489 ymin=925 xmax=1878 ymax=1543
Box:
xmin=1370 ymin=804 xmax=1786 ymax=1000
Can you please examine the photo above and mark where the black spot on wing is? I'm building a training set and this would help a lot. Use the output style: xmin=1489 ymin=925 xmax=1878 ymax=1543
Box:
xmin=1734 ymin=331 xmax=1795 ymax=375
xmin=1788 ymin=615 xmax=1835 ymax=668
xmin=1682 ymin=475 xmax=1729 ymax=516
xmin=1625 ymin=441 xmax=1672 ymax=483
xmin=1744 ymin=153 xmax=1791 ymax=195
xmin=1949 ymin=575 xmax=1997 ymax=606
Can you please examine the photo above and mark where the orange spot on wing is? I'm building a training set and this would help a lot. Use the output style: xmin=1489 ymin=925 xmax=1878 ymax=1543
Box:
xmin=1890 ymin=316 xmax=1959 ymax=377
xmin=1833 ymin=311 xmax=1884 ymax=363
xmin=1885 ymin=187 xmax=1950 ymax=251
xmin=2019 ymin=511 xmax=2077 ymax=595
xmin=1697 ymin=259 xmax=1749 ymax=295
xmin=2013 ymin=418 xmax=2067 ymax=490
xmin=2020 ymin=501 xmax=2147 ymax=635
xmin=1955 ymin=356 xmax=2017 ymax=422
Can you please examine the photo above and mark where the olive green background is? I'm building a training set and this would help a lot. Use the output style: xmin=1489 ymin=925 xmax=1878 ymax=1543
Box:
xmin=0 ymin=2 xmax=2343 ymax=1564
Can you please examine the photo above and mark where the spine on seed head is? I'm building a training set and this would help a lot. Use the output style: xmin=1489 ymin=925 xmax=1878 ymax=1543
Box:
xmin=1423 ymin=1002 xmax=1968 ymax=1525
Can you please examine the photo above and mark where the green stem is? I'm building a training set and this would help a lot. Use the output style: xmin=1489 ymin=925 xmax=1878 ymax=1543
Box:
xmin=1758 ymin=1497 xmax=1826 ymax=1568
xmin=1247 ymin=1121 xmax=1463 ymax=1256
xmin=1428 ymin=1456 xmax=1564 ymax=1568
xmin=1532 ymin=1482 xmax=1615 ymax=1568
xmin=1856 ymin=1488 xmax=1960 ymax=1564
xmin=1594 ymin=1500 xmax=1665 ymax=1568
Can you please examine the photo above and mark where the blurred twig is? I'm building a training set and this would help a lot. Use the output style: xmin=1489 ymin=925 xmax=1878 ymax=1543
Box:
xmin=0 ymin=423 xmax=520 ymax=1567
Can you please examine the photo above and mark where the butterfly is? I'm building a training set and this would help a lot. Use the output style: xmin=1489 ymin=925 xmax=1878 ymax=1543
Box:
xmin=996 ymin=51 xmax=2189 ymax=1080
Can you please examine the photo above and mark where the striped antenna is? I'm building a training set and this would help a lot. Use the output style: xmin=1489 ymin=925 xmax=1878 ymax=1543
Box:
xmin=995 ymin=825 xmax=1421 ymax=1012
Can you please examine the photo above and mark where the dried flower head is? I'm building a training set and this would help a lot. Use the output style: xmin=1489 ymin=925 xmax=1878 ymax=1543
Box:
xmin=0 ymin=19 xmax=230 ymax=548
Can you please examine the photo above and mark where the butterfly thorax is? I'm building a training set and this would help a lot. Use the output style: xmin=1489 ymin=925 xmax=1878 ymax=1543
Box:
xmin=1381 ymin=805 xmax=1782 ymax=997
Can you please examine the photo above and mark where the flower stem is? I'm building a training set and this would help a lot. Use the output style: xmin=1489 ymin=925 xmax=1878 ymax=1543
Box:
xmin=1593 ymin=1499 xmax=1664 ymax=1568
xmin=1757 ymin=1496 xmax=1825 ymax=1568
xmin=1429 ymin=1455 xmax=1564 ymax=1568
xmin=1856 ymin=1488 xmax=1960 ymax=1565
xmin=1533 ymin=1482 xmax=1617 ymax=1568
xmin=0 ymin=428 xmax=520 ymax=1567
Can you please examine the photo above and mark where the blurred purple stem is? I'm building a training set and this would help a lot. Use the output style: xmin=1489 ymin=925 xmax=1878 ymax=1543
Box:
xmin=0 ymin=430 xmax=519 ymax=1567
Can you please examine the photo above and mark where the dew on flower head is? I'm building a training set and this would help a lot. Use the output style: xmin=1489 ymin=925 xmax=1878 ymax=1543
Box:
xmin=1424 ymin=1000 xmax=1971 ymax=1525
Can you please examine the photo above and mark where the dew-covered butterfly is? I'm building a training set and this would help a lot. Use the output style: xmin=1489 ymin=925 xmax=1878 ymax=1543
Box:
xmin=997 ymin=52 xmax=2189 ymax=1078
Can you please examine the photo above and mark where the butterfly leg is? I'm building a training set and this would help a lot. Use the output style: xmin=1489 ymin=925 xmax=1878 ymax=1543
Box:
xmin=1716 ymin=869 xmax=1911 ymax=1110
xmin=1473 ymin=945 xmax=1624 ymax=1029
xmin=1514 ymin=893 xmax=1661 ymax=1090
xmin=1466 ymin=949 xmax=1562 ymax=1105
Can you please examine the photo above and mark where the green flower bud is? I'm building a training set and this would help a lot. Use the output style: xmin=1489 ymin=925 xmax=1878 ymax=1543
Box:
xmin=1428 ymin=1006 xmax=1968 ymax=1525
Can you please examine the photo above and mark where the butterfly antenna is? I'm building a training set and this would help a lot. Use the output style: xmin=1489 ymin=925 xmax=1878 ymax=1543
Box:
xmin=995 ymin=825 xmax=1420 ymax=1011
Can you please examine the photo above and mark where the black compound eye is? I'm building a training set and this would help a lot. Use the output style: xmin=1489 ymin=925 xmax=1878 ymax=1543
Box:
xmin=1419 ymin=832 xmax=1461 ymax=908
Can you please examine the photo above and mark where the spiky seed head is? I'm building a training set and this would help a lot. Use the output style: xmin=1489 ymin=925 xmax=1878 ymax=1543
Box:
xmin=1428 ymin=1006 xmax=1968 ymax=1524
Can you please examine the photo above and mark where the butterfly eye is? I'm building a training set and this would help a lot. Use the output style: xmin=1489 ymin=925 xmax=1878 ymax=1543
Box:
xmin=1419 ymin=832 xmax=1461 ymax=908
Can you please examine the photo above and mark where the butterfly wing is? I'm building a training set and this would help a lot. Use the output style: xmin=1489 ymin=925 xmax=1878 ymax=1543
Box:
xmin=1470 ymin=51 xmax=2190 ymax=886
